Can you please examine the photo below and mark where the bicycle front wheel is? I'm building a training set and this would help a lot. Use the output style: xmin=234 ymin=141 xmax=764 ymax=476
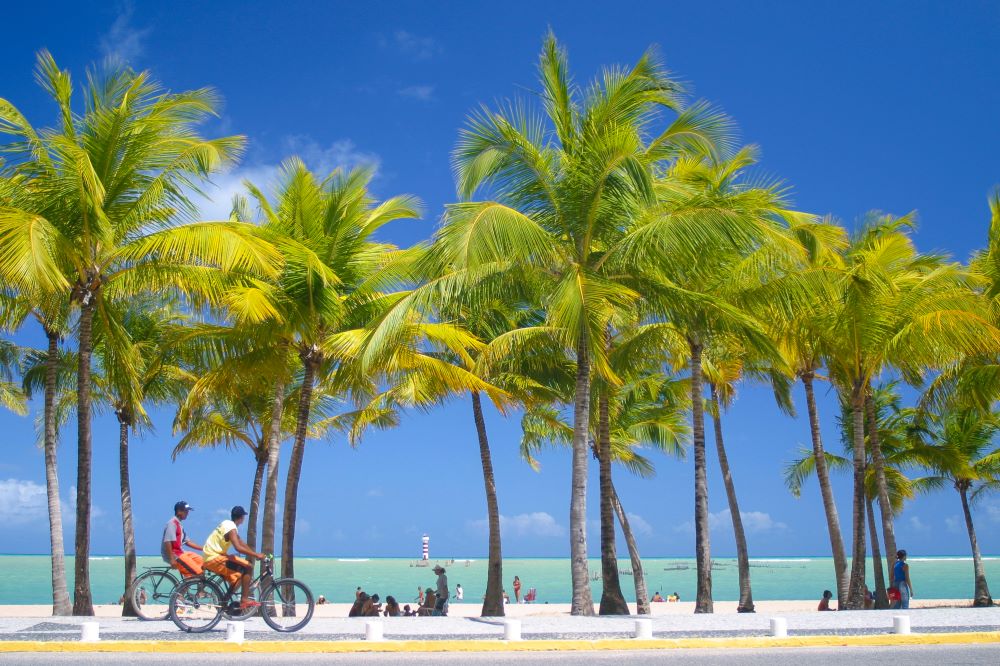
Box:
xmin=260 ymin=578 xmax=314 ymax=632
xmin=169 ymin=577 xmax=225 ymax=633
xmin=131 ymin=569 xmax=179 ymax=621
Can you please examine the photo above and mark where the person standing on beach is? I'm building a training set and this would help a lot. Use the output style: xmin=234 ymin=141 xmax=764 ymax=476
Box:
xmin=893 ymin=550 xmax=913 ymax=609
xmin=433 ymin=565 xmax=449 ymax=615
xmin=161 ymin=501 xmax=202 ymax=576
xmin=513 ymin=575 xmax=522 ymax=603
xmin=455 ymin=583 xmax=463 ymax=601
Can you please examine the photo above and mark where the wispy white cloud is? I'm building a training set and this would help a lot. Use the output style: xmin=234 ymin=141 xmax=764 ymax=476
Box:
xmin=468 ymin=512 xmax=565 ymax=538
xmin=0 ymin=478 xmax=48 ymax=526
xmin=99 ymin=3 xmax=151 ymax=64
xmin=675 ymin=509 xmax=786 ymax=535
xmin=366 ymin=488 xmax=383 ymax=498
xmin=380 ymin=30 xmax=442 ymax=60
xmin=908 ymin=515 xmax=930 ymax=532
xmin=626 ymin=513 xmax=654 ymax=537
xmin=397 ymin=85 xmax=435 ymax=102
xmin=192 ymin=136 xmax=381 ymax=221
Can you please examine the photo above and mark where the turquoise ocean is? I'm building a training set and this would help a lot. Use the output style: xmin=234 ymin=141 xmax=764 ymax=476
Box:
xmin=1 ymin=555 xmax=997 ymax=605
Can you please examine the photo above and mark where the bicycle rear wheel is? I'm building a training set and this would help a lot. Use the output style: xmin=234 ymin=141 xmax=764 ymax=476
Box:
xmin=169 ymin=577 xmax=225 ymax=633
xmin=131 ymin=569 xmax=179 ymax=621
xmin=260 ymin=578 xmax=314 ymax=632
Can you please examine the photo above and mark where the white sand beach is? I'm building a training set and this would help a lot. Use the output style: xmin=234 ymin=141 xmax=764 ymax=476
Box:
xmin=0 ymin=598 xmax=974 ymax=618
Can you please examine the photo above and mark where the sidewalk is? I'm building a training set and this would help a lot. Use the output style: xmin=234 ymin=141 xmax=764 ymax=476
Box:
xmin=0 ymin=607 xmax=997 ymax=652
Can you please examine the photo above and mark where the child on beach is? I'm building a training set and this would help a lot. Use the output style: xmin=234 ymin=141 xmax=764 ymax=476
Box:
xmin=818 ymin=590 xmax=834 ymax=611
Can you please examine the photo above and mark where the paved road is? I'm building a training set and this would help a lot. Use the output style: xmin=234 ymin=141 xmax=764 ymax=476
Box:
xmin=3 ymin=645 xmax=999 ymax=665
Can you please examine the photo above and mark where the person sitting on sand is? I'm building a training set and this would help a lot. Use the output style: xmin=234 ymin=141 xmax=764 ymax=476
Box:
xmin=349 ymin=592 xmax=369 ymax=617
xmin=363 ymin=593 xmax=382 ymax=616
xmin=317 ymin=595 xmax=326 ymax=605
xmin=818 ymin=589 xmax=834 ymax=611
xmin=667 ymin=592 xmax=679 ymax=602
xmin=384 ymin=595 xmax=401 ymax=617
xmin=418 ymin=588 xmax=436 ymax=616
xmin=651 ymin=591 xmax=665 ymax=602
xmin=403 ymin=604 xmax=416 ymax=617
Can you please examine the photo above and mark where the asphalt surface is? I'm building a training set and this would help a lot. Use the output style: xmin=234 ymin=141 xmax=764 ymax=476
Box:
xmin=2 ymin=645 xmax=999 ymax=665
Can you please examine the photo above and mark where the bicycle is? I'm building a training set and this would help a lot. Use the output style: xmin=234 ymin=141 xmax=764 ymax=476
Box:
xmin=130 ymin=565 xmax=258 ymax=622
xmin=169 ymin=555 xmax=314 ymax=633
xmin=129 ymin=567 xmax=179 ymax=620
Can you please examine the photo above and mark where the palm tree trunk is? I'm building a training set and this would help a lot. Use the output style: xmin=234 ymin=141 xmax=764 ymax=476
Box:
xmin=261 ymin=379 xmax=285 ymax=556
xmin=959 ymin=483 xmax=993 ymax=607
xmin=281 ymin=353 xmax=317 ymax=581
xmin=867 ymin=497 xmax=889 ymax=608
xmin=117 ymin=412 xmax=137 ymax=617
xmin=43 ymin=328 xmax=71 ymax=616
xmin=710 ymin=385 xmax=753 ymax=613
xmin=612 ymin=482 xmax=650 ymax=615
xmin=690 ymin=339 xmax=713 ymax=613
xmin=569 ymin=335 xmax=595 ymax=616
xmin=246 ymin=447 xmax=267 ymax=551
xmin=845 ymin=380 xmax=868 ymax=610
xmin=801 ymin=371 xmax=848 ymax=607
xmin=73 ymin=296 xmax=96 ymax=616
xmin=598 ymin=392 xmax=628 ymax=615
xmin=471 ymin=391 xmax=504 ymax=617
xmin=865 ymin=390 xmax=897 ymax=577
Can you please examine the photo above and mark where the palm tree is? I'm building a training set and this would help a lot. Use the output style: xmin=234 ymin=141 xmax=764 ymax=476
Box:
xmin=521 ymin=340 xmax=689 ymax=615
xmin=92 ymin=299 xmax=190 ymax=615
xmin=914 ymin=406 xmax=1000 ymax=606
xmin=641 ymin=149 xmax=808 ymax=613
xmin=174 ymin=384 xmax=282 ymax=551
xmin=439 ymin=33 xmax=732 ymax=614
xmin=770 ymin=216 xmax=851 ymax=605
xmin=18 ymin=322 xmax=75 ymax=616
xmin=823 ymin=214 xmax=1000 ymax=608
xmin=0 ymin=53 xmax=278 ymax=614
xmin=234 ymin=160 xmax=422 ymax=582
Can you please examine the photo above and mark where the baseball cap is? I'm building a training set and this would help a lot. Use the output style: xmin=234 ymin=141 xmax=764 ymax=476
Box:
xmin=174 ymin=501 xmax=193 ymax=513
xmin=231 ymin=505 xmax=248 ymax=520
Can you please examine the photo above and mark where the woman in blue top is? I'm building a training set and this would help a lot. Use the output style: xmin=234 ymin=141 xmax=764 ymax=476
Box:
xmin=893 ymin=549 xmax=913 ymax=609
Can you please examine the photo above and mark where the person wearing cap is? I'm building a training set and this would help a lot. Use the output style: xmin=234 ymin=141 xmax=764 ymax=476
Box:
xmin=162 ymin=501 xmax=202 ymax=576
xmin=202 ymin=505 xmax=264 ymax=610
xmin=432 ymin=565 xmax=449 ymax=616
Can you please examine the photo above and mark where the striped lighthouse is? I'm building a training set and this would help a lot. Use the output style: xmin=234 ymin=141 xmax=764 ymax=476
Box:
xmin=421 ymin=534 xmax=429 ymax=561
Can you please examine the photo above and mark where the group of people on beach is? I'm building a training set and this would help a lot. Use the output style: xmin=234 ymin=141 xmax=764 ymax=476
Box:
xmin=650 ymin=591 xmax=680 ymax=602
xmin=818 ymin=550 xmax=914 ymax=611
xmin=348 ymin=564 xmax=454 ymax=617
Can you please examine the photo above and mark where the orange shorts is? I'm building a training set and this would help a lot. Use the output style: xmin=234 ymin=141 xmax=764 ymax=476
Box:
xmin=204 ymin=556 xmax=251 ymax=587
xmin=173 ymin=552 xmax=204 ymax=578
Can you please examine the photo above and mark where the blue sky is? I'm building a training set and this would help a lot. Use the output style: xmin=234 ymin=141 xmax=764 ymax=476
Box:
xmin=1 ymin=1 xmax=999 ymax=561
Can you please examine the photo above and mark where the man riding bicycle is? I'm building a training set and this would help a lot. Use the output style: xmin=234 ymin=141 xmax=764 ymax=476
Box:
xmin=162 ymin=501 xmax=203 ymax=577
xmin=203 ymin=505 xmax=264 ymax=611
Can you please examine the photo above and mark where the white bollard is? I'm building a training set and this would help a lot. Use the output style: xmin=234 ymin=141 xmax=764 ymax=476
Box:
xmin=225 ymin=621 xmax=245 ymax=643
xmin=893 ymin=615 xmax=911 ymax=635
xmin=503 ymin=618 xmax=522 ymax=641
xmin=80 ymin=621 xmax=100 ymax=642
xmin=634 ymin=618 xmax=653 ymax=639
xmin=365 ymin=620 xmax=384 ymax=641
xmin=769 ymin=617 xmax=788 ymax=638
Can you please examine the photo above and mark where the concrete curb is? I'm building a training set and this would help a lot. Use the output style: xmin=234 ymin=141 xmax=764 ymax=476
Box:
xmin=1 ymin=631 xmax=998 ymax=653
